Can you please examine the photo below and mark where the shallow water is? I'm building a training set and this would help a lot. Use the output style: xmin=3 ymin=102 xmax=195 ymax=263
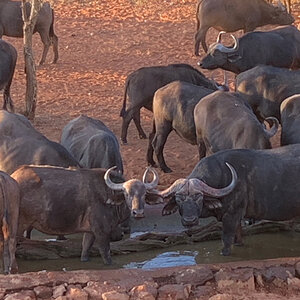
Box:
xmin=17 ymin=231 xmax=300 ymax=273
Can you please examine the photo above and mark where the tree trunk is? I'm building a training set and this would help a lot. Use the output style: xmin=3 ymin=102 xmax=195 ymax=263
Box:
xmin=22 ymin=0 xmax=42 ymax=120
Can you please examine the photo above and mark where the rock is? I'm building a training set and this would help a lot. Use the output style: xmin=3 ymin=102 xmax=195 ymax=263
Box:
xmin=83 ymin=281 xmax=126 ymax=299
xmin=272 ymin=277 xmax=286 ymax=289
xmin=260 ymin=266 xmax=295 ymax=283
xmin=4 ymin=290 xmax=36 ymax=300
xmin=288 ymin=277 xmax=300 ymax=291
xmin=157 ymin=284 xmax=191 ymax=300
xmin=53 ymin=284 xmax=67 ymax=298
xmin=66 ymin=285 xmax=89 ymax=299
xmin=192 ymin=285 xmax=214 ymax=299
xmin=129 ymin=281 xmax=158 ymax=299
xmin=255 ymin=274 xmax=264 ymax=287
xmin=175 ymin=266 xmax=214 ymax=286
xmin=295 ymin=261 xmax=300 ymax=277
xmin=102 ymin=291 xmax=129 ymax=300
xmin=215 ymin=268 xmax=255 ymax=292
xmin=209 ymin=294 xmax=232 ymax=300
xmin=33 ymin=286 xmax=53 ymax=299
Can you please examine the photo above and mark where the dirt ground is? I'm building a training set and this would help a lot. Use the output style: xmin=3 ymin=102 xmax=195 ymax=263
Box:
xmin=8 ymin=0 xmax=300 ymax=189
xmin=2 ymin=0 xmax=300 ymax=297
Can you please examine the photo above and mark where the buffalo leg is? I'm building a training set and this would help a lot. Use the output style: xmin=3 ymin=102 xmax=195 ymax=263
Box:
xmin=120 ymin=109 xmax=134 ymax=144
xmin=221 ymin=213 xmax=241 ymax=256
xmin=197 ymin=138 xmax=206 ymax=160
xmin=152 ymin=122 xmax=172 ymax=173
xmin=3 ymin=86 xmax=14 ymax=113
xmin=234 ymin=222 xmax=244 ymax=246
xmin=147 ymin=120 xmax=158 ymax=167
xmin=51 ymin=33 xmax=59 ymax=64
xmin=194 ymin=27 xmax=209 ymax=55
xmin=7 ymin=236 xmax=17 ymax=274
xmin=81 ymin=232 xmax=95 ymax=262
xmin=95 ymin=234 xmax=112 ymax=265
xmin=38 ymin=29 xmax=51 ymax=65
xmin=133 ymin=110 xmax=147 ymax=139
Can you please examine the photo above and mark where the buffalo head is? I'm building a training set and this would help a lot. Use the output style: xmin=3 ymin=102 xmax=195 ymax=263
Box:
xmin=104 ymin=166 xmax=162 ymax=218
xmin=269 ymin=0 xmax=294 ymax=24
xmin=198 ymin=33 xmax=241 ymax=72
xmin=159 ymin=163 xmax=237 ymax=227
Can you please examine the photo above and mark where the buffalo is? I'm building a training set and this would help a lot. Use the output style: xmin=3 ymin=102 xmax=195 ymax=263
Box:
xmin=280 ymin=94 xmax=300 ymax=146
xmin=0 ymin=171 xmax=20 ymax=274
xmin=0 ymin=110 xmax=79 ymax=175
xmin=236 ymin=65 xmax=300 ymax=122
xmin=159 ymin=144 xmax=300 ymax=256
xmin=0 ymin=0 xmax=58 ymax=65
xmin=195 ymin=0 xmax=294 ymax=54
xmin=120 ymin=63 xmax=224 ymax=144
xmin=61 ymin=115 xmax=123 ymax=173
xmin=194 ymin=91 xmax=279 ymax=159
xmin=12 ymin=165 xmax=162 ymax=264
xmin=199 ymin=25 xmax=300 ymax=74
xmin=0 ymin=39 xmax=17 ymax=112
xmin=147 ymin=80 xmax=218 ymax=173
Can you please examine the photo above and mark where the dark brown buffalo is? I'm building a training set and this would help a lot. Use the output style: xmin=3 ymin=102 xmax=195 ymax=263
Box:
xmin=0 ymin=0 xmax=58 ymax=65
xmin=159 ymin=144 xmax=300 ymax=256
xmin=195 ymin=0 xmax=294 ymax=54
xmin=236 ymin=65 xmax=300 ymax=122
xmin=147 ymin=81 xmax=218 ymax=173
xmin=120 ymin=63 xmax=224 ymax=144
xmin=11 ymin=165 xmax=162 ymax=265
xmin=0 ymin=110 xmax=80 ymax=175
xmin=194 ymin=91 xmax=279 ymax=159
xmin=280 ymin=94 xmax=300 ymax=146
xmin=0 ymin=39 xmax=17 ymax=112
xmin=0 ymin=171 xmax=20 ymax=274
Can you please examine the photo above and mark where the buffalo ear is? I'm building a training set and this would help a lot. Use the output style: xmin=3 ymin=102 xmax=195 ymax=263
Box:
xmin=162 ymin=197 xmax=178 ymax=216
xmin=145 ymin=190 xmax=164 ymax=205
xmin=106 ymin=192 xmax=125 ymax=206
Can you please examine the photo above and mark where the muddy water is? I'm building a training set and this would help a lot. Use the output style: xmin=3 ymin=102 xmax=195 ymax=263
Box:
xmin=17 ymin=204 xmax=300 ymax=273
xmin=17 ymin=231 xmax=300 ymax=273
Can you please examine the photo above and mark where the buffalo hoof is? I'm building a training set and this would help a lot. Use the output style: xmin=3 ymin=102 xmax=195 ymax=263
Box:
xmin=120 ymin=139 xmax=128 ymax=145
xmin=148 ymin=161 xmax=158 ymax=168
xmin=221 ymin=247 xmax=231 ymax=256
xmin=162 ymin=166 xmax=173 ymax=173
xmin=80 ymin=255 xmax=89 ymax=262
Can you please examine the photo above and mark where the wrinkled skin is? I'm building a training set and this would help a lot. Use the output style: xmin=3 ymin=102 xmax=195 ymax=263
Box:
xmin=195 ymin=0 xmax=294 ymax=54
xmin=199 ymin=25 xmax=300 ymax=74
xmin=0 ymin=0 xmax=58 ymax=65
xmin=0 ymin=39 xmax=17 ymax=112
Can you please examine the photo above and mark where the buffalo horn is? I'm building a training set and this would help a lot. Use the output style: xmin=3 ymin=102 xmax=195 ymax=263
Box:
xmin=158 ymin=178 xmax=188 ymax=198
xmin=264 ymin=117 xmax=279 ymax=138
xmin=189 ymin=162 xmax=237 ymax=197
xmin=216 ymin=31 xmax=226 ymax=43
xmin=142 ymin=167 xmax=159 ymax=190
xmin=104 ymin=166 xmax=124 ymax=191
xmin=214 ymin=34 xmax=239 ymax=54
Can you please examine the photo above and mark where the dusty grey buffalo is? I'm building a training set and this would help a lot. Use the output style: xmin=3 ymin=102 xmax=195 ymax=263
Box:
xmin=11 ymin=165 xmax=161 ymax=264
xmin=280 ymin=94 xmax=300 ymax=146
xmin=61 ymin=115 xmax=123 ymax=174
xmin=0 ymin=171 xmax=20 ymax=274
xmin=194 ymin=91 xmax=279 ymax=159
xmin=159 ymin=144 xmax=300 ymax=256
xmin=120 ymin=63 xmax=225 ymax=144
xmin=195 ymin=0 xmax=294 ymax=54
xmin=0 ymin=39 xmax=17 ymax=112
xmin=0 ymin=0 xmax=58 ymax=65
xmin=147 ymin=81 xmax=218 ymax=173
xmin=236 ymin=65 xmax=300 ymax=122
xmin=0 ymin=110 xmax=79 ymax=175
xmin=199 ymin=25 xmax=300 ymax=74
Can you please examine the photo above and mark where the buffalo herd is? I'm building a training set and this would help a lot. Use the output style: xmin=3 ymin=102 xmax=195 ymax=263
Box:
xmin=0 ymin=0 xmax=300 ymax=274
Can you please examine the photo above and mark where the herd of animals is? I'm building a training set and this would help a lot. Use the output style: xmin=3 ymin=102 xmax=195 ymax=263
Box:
xmin=0 ymin=0 xmax=299 ymax=275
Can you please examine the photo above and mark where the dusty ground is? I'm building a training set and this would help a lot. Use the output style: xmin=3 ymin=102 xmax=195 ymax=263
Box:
xmin=6 ymin=0 xmax=300 ymax=188
xmin=2 ymin=0 xmax=300 ymax=297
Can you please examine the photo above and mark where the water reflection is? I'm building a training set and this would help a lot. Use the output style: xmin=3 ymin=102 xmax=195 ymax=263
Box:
xmin=17 ymin=231 xmax=300 ymax=273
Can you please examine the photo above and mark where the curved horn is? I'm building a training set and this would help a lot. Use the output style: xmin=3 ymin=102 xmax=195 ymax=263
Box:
xmin=264 ymin=116 xmax=279 ymax=138
xmin=189 ymin=162 xmax=237 ymax=197
xmin=213 ymin=34 xmax=239 ymax=54
xmin=142 ymin=167 xmax=159 ymax=190
xmin=216 ymin=31 xmax=227 ymax=43
xmin=159 ymin=178 xmax=188 ymax=198
xmin=104 ymin=166 xmax=124 ymax=191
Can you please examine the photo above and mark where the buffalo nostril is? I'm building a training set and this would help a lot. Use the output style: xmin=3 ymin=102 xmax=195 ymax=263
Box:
xmin=132 ymin=210 xmax=145 ymax=219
